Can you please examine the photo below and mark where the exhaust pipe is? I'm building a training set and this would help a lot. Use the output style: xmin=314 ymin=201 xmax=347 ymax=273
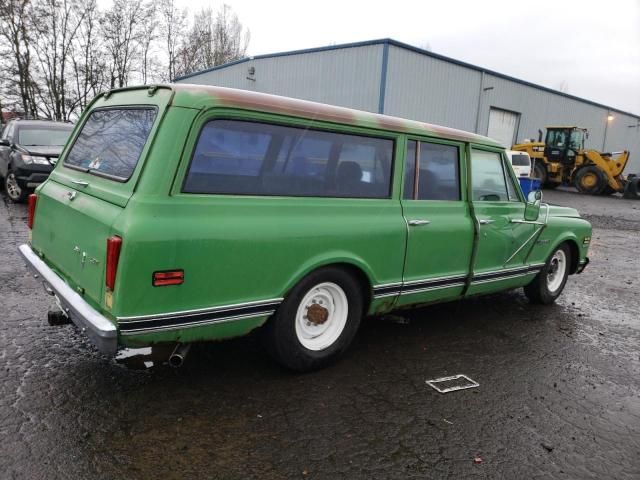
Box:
xmin=168 ymin=343 xmax=191 ymax=368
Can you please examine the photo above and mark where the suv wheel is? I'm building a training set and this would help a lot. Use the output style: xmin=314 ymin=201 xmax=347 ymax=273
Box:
xmin=4 ymin=170 xmax=28 ymax=203
xmin=263 ymin=267 xmax=363 ymax=372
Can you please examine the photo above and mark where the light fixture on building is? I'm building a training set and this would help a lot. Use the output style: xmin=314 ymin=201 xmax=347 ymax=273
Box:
xmin=607 ymin=114 xmax=614 ymax=121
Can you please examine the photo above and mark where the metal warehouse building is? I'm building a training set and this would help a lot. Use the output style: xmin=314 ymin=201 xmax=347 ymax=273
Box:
xmin=176 ymin=38 xmax=640 ymax=173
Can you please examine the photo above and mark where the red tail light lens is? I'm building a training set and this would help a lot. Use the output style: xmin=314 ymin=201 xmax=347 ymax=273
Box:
xmin=27 ymin=194 xmax=37 ymax=229
xmin=105 ymin=236 xmax=122 ymax=290
xmin=153 ymin=270 xmax=184 ymax=286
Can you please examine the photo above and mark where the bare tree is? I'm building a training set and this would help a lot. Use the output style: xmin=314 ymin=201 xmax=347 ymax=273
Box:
xmin=31 ymin=0 xmax=89 ymax=120
xmin=101 ymin=0 xmax=145 ymax=88
xmin=212 ymin=4 xmax=249 ymax=66
xmin=176 ymin=3 xmax=249 ymax=78
xmin=159 ymin=0 xmax=186 ymax=81
xmin=0 ymin=0 xmax=38 ymax=117
xmin=70 ymin=0 xmax=106 ymax=113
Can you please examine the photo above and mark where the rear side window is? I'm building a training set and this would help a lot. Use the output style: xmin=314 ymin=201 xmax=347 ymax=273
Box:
xmin=511 ymin=154 xmax=530 ymax=166
xmin=183 ymin=120 xmax=393 ymax=198
xmin=403 ymin=140 xmax=460 ymax=200
xmin=65 ymin=108 xmax=157 ymax=181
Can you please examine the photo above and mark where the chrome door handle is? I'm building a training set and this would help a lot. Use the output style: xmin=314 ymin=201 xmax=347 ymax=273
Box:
xmin=408 ymin=219 xmax=431 ymax=226
xmin=71 ymin=180 xmax=89 ymax=187
xmin=479 ymin=219 xmax=495 ymax=225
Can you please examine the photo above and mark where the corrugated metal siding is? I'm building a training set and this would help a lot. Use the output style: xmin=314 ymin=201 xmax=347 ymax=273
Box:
xmin=479 ymin=74 xmax=640 ymax=172
xmin=176 ymin=41 xmax=640 ymax=173
xmin=176 ymin=44 xmax=383 ymax=113
xmin=383 ymin=46 xmax=481 ymax=132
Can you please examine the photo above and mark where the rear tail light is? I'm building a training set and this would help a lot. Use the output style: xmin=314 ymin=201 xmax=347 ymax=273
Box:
xmin=105 ymin=236 xmax=122 ymax=290
xmin=153 ymin=270 xmax=184 ymax=286
xmin=27 ymin=194 xmax=37 ymax=229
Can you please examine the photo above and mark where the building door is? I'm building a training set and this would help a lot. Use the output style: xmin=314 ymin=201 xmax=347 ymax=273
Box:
xmin=487 ymin=108 xmax=520 ymax=147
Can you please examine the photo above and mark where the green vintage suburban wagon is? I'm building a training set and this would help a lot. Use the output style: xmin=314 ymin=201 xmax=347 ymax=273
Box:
xmin=19 ymin=84 xmax=591 ymax=371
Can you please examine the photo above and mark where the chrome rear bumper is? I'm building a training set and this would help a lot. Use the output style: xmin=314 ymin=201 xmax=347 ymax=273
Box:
xmin=18 ymin=244 xmax=118 ymax=355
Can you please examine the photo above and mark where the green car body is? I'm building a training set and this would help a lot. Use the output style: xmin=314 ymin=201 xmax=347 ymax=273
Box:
xmin=19 ymin=84 xmax=591 ymax=366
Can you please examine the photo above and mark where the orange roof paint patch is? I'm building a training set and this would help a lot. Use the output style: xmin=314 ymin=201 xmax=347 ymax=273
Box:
xmin=171 ymin=84 xmax=501 ymax=147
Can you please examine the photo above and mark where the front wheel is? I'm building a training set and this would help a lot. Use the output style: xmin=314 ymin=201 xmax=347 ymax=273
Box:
xmin=4 ymin=170 xmax=29 ymax=203
xmin=524 ymin=244 xmax=571 ymax=304
xmin=263 ymin=267 xmax=363 ymax=372
xmin=574 ymin=166 xmax=606 ymax=195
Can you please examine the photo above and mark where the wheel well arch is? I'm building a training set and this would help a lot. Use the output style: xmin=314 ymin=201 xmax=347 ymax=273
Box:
xmin=283 ymin=260 xmax=374 ymax=313
xmin=559 ymin=239 xmax=580 ymax=274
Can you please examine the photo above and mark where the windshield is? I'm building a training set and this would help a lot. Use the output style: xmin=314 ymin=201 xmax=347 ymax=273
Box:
xmin=545 ymin=129 xmax=568 ymax=147
xmin=569 ymin=129 xmax=584 ymax=150
xmin=64 ymin=108 xmax=157 ymax=181
xmin=18 ymin=126 xmax=73 ymax=146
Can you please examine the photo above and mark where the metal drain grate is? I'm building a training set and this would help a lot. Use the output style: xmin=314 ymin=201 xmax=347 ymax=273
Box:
xmin=426 ymin=374 xmax=479 ymax=393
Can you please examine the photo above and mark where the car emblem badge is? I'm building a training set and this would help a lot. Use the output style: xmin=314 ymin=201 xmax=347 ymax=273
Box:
xmin=67 ymin=191 xmax=76 ymax=201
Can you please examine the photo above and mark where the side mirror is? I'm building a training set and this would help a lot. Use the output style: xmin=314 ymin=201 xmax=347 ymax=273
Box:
xmin=524 ymin=190 xmax=542 ymax=221
xmin=0 ymin=139 xmax=10 ymax=147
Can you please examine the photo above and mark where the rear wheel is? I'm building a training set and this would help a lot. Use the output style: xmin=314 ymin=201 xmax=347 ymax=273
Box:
xmin=524 ymin=243 xmax=571 ymax=304
xmin=263 ymin=267 xmax=363 ymax=371
xmin=574 ymin=166 xmax=606 ymax=195
xmin=4 ymin=170 xmax=28 ymax=203
xmin=623 ymin=177 xmax=640 ymax=199
xmin=600 ymin=185 xmax=616 ymax=196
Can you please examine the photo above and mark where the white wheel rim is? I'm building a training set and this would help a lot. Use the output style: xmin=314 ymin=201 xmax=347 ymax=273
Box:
xmin=294 ymin=282 xmax=348 ymax=351
xmin=546 ymin=249 xmax=567 ymax=293
xmin=6 ymin=173 xmax=21 ymax=199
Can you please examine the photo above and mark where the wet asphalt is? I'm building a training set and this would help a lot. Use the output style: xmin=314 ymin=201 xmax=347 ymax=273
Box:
xmin=1 ymin=188 xmax=639 ymax=480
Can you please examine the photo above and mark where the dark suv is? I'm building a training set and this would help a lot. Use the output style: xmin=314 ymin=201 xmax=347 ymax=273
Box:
xmin=0 ymin=119 xmax=73 ymax=202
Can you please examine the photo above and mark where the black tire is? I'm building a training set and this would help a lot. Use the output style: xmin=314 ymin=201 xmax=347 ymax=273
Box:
xmin=600 ymin=185 xmax=616 ymax=196
xmin=524 ymin=243 xmax=572 ymax=305
xmin=622 ymin=177 xmax=640 ymax=199
xmin=262 ymin=266 xmax=364 ymax=372
xmin=545 ymin=181 xmax=560 ymax=189
xmin=531 ymin=161 xmax=548 ymax=186
xmin=4 ymin=170 xmax=28 ymax=203
xmin=574 ymin=166 xmax=606 ymax=195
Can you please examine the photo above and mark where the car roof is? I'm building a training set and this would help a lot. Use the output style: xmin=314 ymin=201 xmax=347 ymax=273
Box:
xmin=12 ymin=120 xmax=73 ymax=128
xmin=173 ymin=84 xmax=502 ymax=147
xmin=105 ymin=84 xmax=501 ymax=148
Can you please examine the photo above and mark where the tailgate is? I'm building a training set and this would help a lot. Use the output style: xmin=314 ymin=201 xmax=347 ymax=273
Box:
xmin=31 ymin=180 xmax=122 ymax=309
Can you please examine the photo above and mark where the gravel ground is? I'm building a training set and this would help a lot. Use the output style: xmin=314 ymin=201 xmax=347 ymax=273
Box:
xmin=1 ymin=188 xmax=639 ymax=480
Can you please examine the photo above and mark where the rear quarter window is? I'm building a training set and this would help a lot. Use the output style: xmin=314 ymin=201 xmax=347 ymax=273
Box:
xmin=182 ymin=119 xmax=394 ymax=199
xmin=511 ymin=154 xmax=530 ymax=166
xmin=64 ymin=108 xmax=157 ymax=181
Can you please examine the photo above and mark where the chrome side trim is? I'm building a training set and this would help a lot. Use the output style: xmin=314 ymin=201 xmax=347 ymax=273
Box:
xmin=117 ymin=297 xmax=284 ymax=322
xmin=119 ymin=310 xmax=277 ymax=335
xmin=18 ymin=244 xmax=117 ymax=355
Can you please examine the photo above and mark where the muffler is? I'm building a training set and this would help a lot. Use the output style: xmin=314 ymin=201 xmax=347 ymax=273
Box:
xmin=168 ymin=343 xmax=191 ymax=368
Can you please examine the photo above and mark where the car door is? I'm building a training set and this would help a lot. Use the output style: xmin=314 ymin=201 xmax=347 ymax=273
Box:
xmin=397 ymin=139 xmax=474 ymax=307
xmin=0 ymin=122 xmax=14 ymax=177
xmin=467 ymin=147 xmax=537 ymax=295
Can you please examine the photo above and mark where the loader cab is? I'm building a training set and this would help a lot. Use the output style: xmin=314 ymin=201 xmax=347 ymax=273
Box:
xmin=544 ymin=127 xmax=586 ymax=166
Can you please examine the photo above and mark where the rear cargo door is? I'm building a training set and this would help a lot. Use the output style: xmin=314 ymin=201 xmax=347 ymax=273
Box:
xmin=31 ymin=88 xmax=171 ymax=309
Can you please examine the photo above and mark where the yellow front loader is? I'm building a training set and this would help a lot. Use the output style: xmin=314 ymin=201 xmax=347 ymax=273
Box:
xmin=512 ymin=126 xmax=637 ymax=197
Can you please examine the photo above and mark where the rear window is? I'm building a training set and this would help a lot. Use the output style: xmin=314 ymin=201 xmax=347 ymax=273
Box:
xmin=511 ymin=154 xmax=530 ymax=166
xmin=65 ymin=108 xmax=157 ymax=181
xmin=18 ymin=125 xmax=72 ymax=146
xmin=182 ymin=120 xmax=394 ymax=198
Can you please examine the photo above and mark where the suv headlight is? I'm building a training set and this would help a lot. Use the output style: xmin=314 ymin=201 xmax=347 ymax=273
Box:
xmin=21 ymin=154 xmax=50 ymax=165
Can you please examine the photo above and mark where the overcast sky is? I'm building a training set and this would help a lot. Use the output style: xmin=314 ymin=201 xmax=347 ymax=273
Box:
xmin=179 ymin=0 xmax=640 ymax=115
